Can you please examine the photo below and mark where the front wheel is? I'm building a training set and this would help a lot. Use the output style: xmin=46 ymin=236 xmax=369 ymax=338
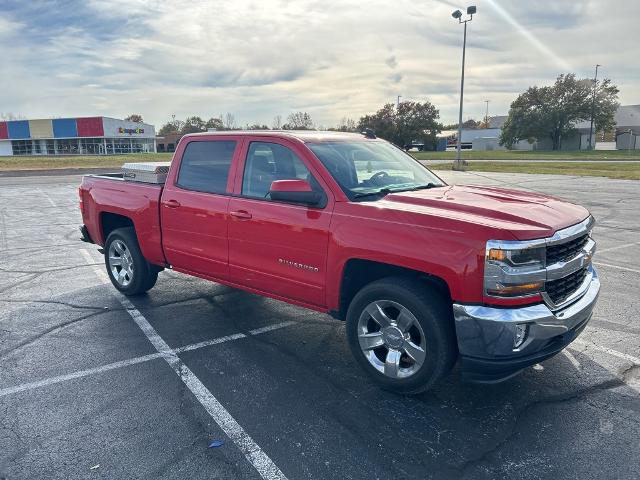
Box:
xmin=346 ymin=277 xmax=457 ymax=394
xmin=104 ymin=227 xmax=158 ymax=296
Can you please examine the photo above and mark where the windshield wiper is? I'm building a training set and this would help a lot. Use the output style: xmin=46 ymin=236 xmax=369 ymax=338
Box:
xmin=352 ymin=183 xmax=441 ymax=200
xmin=352 ymin=188 xmax=393 ymax=199
xmin=406 ymin=183 xmax=439 ymax=191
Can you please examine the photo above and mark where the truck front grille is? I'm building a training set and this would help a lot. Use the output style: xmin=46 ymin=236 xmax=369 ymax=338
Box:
xmin=546 ymin=233 xmax=589 ymax=264
xmin=545 ymin=267 xmax=588 ymax=305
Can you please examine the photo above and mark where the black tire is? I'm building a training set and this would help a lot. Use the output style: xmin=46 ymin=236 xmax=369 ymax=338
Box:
xmin=104 ymin=227 xmax=158 ymax=296
xmin=345 ymin=276 xmax=457 ymax=394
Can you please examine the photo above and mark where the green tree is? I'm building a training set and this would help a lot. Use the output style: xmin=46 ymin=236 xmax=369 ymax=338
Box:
xmin=358 ymin=101 xmax=440 ymax=149
xmin=158 ymin=119 xmax=184 ymax=136
xmin=500 ymin=73 xmax=619 ymax=150
xmin=205 ymin=117 xmax=224 ymax=130
xmin=125 ymin=114 xmax=143 ymax=123
xmin=441 ymin=118 xmax=480 ymax=130
xmin=181 ymin=116 xmax=206 ymax=134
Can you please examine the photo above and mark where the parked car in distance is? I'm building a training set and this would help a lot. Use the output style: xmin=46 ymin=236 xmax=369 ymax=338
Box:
xmin=79 ymin=130 xmax=599 ymax=393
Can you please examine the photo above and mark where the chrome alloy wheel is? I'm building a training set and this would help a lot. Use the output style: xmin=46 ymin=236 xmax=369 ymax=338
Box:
xmin=357 ymin=300 xmax=427 ymax=379
xmin=108 ymin=239 xmax=134 ymax=287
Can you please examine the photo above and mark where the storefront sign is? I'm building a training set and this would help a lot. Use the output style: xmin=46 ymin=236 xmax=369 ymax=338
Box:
xmin=118 ymin=127 xmax=145 ymax=135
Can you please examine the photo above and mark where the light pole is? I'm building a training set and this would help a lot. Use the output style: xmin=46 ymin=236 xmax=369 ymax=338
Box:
xmin=484 ymin=100 xmax=490 ymax=128
xmin=588 ymin=64 xmax=601 ymax=150
xmin=452 ymin=6 xmax=476 ymax=171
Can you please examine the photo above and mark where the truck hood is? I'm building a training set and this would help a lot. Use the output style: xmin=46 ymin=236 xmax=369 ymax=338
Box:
xmin=377 ymin=184 xmax=589 ymax=240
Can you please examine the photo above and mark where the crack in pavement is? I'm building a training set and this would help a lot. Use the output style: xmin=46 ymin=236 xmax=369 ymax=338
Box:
xmin=0 ymin=274 xmax=41 ymax=295
xmin=0 ymin=299 xmax=114 ymax=312
xmin=0 ymin=263 xmax=102 ymax=275
xmin=0 ymin=292 xmax=246 ymax=320
xmin=454 ymin=375 xmax=633 ymax=478
xmin=0 ymin=310 xmax=109 ymax=359
xmin=0 ymin=242 xmax=81 ymax=254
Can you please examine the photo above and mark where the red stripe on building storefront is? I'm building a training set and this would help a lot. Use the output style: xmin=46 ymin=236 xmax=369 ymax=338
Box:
xmin=76 ymin=117 xmax=104 ymax=137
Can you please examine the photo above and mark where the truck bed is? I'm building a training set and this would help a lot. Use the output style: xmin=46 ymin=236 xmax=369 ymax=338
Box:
xmin=80 ymin=174 xmax=167 ymax=266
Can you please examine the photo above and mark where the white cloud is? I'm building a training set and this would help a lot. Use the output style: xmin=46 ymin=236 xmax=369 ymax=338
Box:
xmin=0 ymin=0 xmax=638 ymax=128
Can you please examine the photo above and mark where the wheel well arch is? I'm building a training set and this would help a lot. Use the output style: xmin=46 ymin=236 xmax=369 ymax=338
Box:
xmin=334 ymin=259 xmax=451 ymax=320
xmin=100 ymin=212 xmax=134 ymax=243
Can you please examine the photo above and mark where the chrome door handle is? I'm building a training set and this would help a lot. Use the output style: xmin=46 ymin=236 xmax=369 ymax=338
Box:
xmin=230 ymin=210 xmax=252 ymax=219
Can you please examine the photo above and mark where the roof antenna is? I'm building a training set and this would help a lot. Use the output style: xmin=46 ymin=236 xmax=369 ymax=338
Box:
xmin=362 ymin=128 xmax=376 ymax=139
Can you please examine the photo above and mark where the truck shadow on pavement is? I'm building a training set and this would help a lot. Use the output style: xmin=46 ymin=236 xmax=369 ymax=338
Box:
xmin=1 ymin=274 xmax=638 ymax=480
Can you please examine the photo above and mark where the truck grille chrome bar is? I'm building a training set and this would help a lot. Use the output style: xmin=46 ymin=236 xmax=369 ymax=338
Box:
xmin=542 ymin=217 xmax=595 ymax=311
xmin=546 ymin=234 xmax=589 ymax=265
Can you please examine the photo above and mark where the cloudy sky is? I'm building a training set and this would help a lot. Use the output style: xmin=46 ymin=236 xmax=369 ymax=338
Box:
xmin=0 ymin=0 xmax=638 ymax=129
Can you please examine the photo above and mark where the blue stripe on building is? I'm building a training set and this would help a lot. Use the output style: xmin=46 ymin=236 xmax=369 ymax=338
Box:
xmin=52 ymin=118 xmax=78 ymax=138
xmin=7 ymin=120 xmax=30 ymax=139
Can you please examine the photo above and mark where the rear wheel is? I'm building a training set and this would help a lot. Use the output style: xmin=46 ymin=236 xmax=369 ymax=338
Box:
xmin=346 ymin=277 xmax=457 ymax=394
xmin=104 ymin=227 xmax=158 ymax=296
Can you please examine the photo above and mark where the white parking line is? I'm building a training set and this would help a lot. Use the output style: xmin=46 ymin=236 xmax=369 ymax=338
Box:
xmin=597 ymin=241 xmax=640 ymax=254
xmin=562 ymin=349 xmax=581 ymax=370
xmin=573 ymin=339 xmax=640 ymax=365
xmin=0 ymin=352 xmax=163 ymax=397
xmin=79 ymin=249 xmax=288 ymax=480
xmin=0 ymin=323 xmax=294 ymax=398
xmin=37 ymin=188 xmax=57 ymax=207
xmin=593 ymin=262 xmax=640 ymax=274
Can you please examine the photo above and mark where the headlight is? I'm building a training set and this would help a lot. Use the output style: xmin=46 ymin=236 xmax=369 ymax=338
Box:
xmin=487 ymin=247 xmax=545 ymax=268
xmin=485 ymin=240 xmax=546 ymax=298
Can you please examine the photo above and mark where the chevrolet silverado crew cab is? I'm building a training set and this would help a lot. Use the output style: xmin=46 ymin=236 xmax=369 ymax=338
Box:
xmin=79 ymin=131 xmax=599 ymax=393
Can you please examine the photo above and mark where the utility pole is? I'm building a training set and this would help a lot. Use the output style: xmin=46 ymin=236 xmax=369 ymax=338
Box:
xmin=484 ymin=100 xmax=490 ymax=128
xmin=588 ymin=64 xmax=601 ymax=150
xmin=397 ymin=95 xmax=402 ymax=109
xmin=452 ymin=6 xmax=476 ymax=171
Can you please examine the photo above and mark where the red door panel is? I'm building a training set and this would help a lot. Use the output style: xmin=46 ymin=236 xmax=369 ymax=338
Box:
xmin=227 ymin=138 xmax=333 ymax=307
xmin=161 ymin=190 xmax=230 ymax=278
xmin=160 ymin=137 xmax=242 ymax=279
xmin=227 ymin=197 xmax=331 ymax=306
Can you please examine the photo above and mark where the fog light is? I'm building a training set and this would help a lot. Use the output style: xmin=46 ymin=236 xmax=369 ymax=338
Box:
xmin=514 ymin=324 xmax=528 ymax=349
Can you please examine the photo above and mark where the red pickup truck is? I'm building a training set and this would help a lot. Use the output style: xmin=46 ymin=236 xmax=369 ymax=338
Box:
xmin=79 ymin=131 xmax=599 ymax=393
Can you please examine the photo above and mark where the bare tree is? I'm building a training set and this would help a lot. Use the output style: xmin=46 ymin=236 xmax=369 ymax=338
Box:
xmin=283 ymin=112 xmax=314 ymax=130
xmin=272 ymin=115 xmax=282 ymax=129
xmin=337 ymin=117 xmax=357 ymax=132
xmin=222 ymin=113 xmax=236 ymax=130
xmin=0 ymin=112 xmax=25 ymax=121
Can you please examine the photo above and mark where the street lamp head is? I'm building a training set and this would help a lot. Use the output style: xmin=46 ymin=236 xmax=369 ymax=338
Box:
xmin=452 ymin=9 xmax=463 ymax=19
xmin=467 ymin=5 xmax=477 ymax=15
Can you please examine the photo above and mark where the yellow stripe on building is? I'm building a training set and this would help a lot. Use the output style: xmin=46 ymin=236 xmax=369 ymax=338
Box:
xmin=29 ymin=119 xmax=54 ymax=139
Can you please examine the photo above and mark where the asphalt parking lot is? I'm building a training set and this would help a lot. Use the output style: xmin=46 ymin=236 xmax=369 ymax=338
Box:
xmin=1 ymin=169 xmax=639 ymax=480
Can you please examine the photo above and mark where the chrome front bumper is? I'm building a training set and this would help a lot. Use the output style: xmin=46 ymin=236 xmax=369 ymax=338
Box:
xmin=453 ymin=265 xmax=600 ymax=382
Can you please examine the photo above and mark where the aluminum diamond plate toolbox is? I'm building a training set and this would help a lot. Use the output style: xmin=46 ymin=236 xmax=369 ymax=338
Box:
xmin=122 ymin=162 xmax=171 ymax=184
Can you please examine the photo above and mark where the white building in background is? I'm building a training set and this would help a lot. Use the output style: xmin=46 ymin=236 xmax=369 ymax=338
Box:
xmin=444 ymin=105 xmax=640 ymax=152
xmin=613 ymin=104 xmax=640 ymax=150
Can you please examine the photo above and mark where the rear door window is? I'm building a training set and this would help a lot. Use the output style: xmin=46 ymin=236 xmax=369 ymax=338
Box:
xmin=177 ymin=140 xmax=237 ymax=194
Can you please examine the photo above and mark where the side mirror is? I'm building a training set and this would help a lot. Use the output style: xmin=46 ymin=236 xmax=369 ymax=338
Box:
xmin=269 ymin=179 xmax=325 ymax=207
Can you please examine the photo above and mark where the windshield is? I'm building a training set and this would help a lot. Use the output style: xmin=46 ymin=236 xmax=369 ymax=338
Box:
xmin=307 ymin=141 xmax=446 ymax=200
